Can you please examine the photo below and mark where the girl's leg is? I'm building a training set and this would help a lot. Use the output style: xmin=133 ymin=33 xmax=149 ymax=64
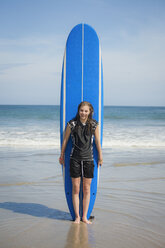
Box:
xmin=82 ymin=177 xmax=92 ymax=224
xmin=72 ymin=177 xmax=81 ymax=223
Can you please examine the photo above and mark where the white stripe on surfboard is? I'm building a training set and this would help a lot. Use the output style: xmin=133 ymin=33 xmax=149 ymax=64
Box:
xmin=97 ymin=166 xmax=100 ymax=186
xmin=63 ymin=48 xmax=66 ymax=135
xmin=82 ymin=23 xmax=84 ymax=102
xmin=80 ymin=24 xmax=84 ymax=217
xmin=99 ymin=45 xmax=102 ymax=142
xmin=97 ymin=45 xmax=102 ymax=186
xmin=62 ymin=48 xmax=66 ymax=184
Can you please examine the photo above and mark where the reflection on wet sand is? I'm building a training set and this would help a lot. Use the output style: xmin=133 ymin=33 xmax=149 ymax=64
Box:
xmin=64 ymin=222 xmax=91 ymax=248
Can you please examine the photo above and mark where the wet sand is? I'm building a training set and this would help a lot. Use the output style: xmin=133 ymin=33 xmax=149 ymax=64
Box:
xmin=0 ymin=147 xmax=165 ymax=248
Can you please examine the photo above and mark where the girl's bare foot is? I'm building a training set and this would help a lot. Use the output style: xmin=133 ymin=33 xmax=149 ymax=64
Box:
xmin=82 ymin=217 xmax=92 ymax=224
xmin=74 ymin=217 xmax=80 ymax=224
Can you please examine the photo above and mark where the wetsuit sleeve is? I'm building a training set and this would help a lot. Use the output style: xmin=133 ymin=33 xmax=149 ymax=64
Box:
xmin=92 ymin=119 xmax=99 ymax=133
xmin=67 ymin=120 xmax=76 ymax=132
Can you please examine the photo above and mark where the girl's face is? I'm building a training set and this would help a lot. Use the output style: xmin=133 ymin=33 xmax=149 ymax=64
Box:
xmin=79 ymin=105 xmax=90 ymax=122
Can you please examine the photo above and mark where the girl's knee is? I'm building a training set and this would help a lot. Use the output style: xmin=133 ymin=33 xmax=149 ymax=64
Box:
xmin=72 ymin=183 xmax=80 ymax=195
xmin=83 ymin=184 xmax=90 ymax=195
xmin=72 ymin=178 xmax=80 ymax=194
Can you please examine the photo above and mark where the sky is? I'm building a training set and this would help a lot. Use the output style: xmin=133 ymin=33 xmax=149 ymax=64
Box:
xmin=0 ymin=0 xmax=165 ymax=106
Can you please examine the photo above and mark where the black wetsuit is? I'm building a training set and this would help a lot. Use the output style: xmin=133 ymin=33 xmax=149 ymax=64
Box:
xmin=68 ymin=118 xmax=98 ymax=161
xmin=68 ymin=118 xmax=98 ymax=178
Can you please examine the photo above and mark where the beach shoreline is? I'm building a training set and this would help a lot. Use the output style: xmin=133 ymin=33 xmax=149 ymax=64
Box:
xmin=0 ymin=146 xmax=165 ymax=248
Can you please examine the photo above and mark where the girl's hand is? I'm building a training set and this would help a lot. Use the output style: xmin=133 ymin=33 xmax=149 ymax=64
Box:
xmin=98 ymin=157 xmax=103 ymax=167
xmin=59 ymin=154 xmax=64 ymax=165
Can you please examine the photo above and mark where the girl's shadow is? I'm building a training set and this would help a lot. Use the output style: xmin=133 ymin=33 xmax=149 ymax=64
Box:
xmin=0 ymin=202 xmax=71 ymax=221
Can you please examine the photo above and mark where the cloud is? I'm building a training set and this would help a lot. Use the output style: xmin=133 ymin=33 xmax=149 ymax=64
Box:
xmin=0 ymin=35 xmax=65 ymax=104
xmin=0 ymin=63 xmax=31 ymax=74
xmin=0 ymin=34 xmax=65 ymax=76
xmin=103 ymin=29 xmax=165 ymax=80
xmin=102 ymin=29 xmax=165 ymax=105
xmin=0 ymin=28 xmax=165 ymax=106
xmin=0 ymin=34 xmax=65 ymax=48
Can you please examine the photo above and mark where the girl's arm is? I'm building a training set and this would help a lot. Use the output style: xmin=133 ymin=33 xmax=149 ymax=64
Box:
xmin=59 ymin=124 xmax=71 ymax=165
xmin=94 ymin=125 xmax=103 ymax=167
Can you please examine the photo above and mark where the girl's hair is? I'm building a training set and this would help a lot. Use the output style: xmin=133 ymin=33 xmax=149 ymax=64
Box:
xmin=75 ymin=101 xmax=94 ymax=133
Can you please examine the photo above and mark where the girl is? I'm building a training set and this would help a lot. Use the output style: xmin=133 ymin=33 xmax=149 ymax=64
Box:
xmin=59 ymin=101 xmax=103 ymax=224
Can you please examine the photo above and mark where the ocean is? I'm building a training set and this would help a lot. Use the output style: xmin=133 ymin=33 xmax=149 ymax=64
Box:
xmin=0 ymin=105 xmax=165 ymax=148
xmin=0 ymin=105 xmax=165 ymax=248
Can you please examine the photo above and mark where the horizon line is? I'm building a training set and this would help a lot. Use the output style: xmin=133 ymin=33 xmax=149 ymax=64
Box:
xmin=0 ymin=104 xmax=165 ymax=108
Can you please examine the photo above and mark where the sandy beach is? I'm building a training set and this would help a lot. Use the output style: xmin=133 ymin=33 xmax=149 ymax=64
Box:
xmin=0 ymin=146 xmax=165 ymax=248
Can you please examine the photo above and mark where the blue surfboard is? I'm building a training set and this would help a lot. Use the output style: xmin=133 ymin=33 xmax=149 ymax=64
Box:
xmin=60 ymin=23 xmax=103 ymax=220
